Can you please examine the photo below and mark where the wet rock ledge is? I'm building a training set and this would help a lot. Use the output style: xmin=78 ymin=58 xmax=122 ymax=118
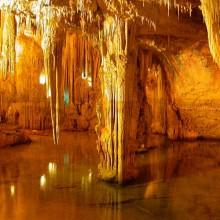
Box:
xmin=0 ymin=124 xmax=31 ymax=148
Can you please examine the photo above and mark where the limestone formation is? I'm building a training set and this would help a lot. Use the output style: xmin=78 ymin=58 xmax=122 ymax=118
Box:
xmin=0 ymin=0 xmax=220 ymax=183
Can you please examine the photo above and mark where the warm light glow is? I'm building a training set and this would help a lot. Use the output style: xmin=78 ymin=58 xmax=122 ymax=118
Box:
xmin=10 ymin=185 xmax=15 ymax=196
xmin=48 ymin=162 xmax=57 ymax=176
xmin=39 ymin=73 xmax=46 ymax=85
xmin=47 ymin=88 xmax=51 ymax=98
xmin=0 ymin=0 xmax=12 ymax=8
xmin=88 ymin=81 xmax=92 ymax=87
xmin=88 ymin=169 xmax=93 ymax=183
xmin=15 ymin=42 xmax=23 ymax=57
xmin=40 ymin=175 xmax=46 ymax=189
xmin=82 ymin=72 xmax=88 ymax=80
xmin=88 ymin=76 xmax=92 ymax=87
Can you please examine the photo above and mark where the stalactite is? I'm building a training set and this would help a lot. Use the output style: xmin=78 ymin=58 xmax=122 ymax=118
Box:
xmin=0 ymin=8 xmax=16 ymax=79
xmin=62 ymin=32 xmax=100 ymax=106
xmin=0 ymin=10 xmax=3 ymax=57
xmin=201 ymin=0 xmax=220 ymax=67
xmin=41 ymin=8 xmax=63 ymax=144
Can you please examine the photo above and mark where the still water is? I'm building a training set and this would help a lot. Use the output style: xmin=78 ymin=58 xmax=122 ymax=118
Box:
xmin=0 ymin=132 xmax=220 ymax=220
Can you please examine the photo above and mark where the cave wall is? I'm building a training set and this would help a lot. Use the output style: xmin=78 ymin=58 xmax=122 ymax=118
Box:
xmin=173 ymin=42 xmax=220 ymax=139
xmin=0 ymin=32 xmax=100 ymax=132
xmin=61 ymin=32 xmax=101 ymax=132
xmin=138 ymin=41 xmax=220 ymax=141
xmin=0 ymin=34 xmax=51 ymax=130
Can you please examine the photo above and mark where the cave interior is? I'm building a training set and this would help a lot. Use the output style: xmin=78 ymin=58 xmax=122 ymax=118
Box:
xmin=0 ymin=0 xmax=220 ymax=219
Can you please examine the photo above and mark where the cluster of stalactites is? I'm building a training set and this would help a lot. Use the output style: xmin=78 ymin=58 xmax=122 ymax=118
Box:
xmin=62 ymin=32 xmax=101 ymax=106
xmin=0 ymin=9 xmax=16 ymax=80
xmin=99 ymin=16 xmax=129 ymax=72
xmin=158 ymin=0 xmax=193 ymax=17
xmin=139 ymin=0 xmax=193 ymax=18
xmin=103 ymin=0 xmax=157 ymax=30
xmin=41 ymin=6 xmax=102 ymax=144
xmin=201 ymin=0 xmax=220 ymax=67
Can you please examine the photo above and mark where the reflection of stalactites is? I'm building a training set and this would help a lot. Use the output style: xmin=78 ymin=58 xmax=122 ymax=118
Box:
xmin=0 ymin=9 xmax=16 ymax=79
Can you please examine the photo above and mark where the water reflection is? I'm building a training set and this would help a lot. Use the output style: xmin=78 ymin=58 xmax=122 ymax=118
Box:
xmin=48 ymin=162 xmax=57 ymax=176
xmin=10 ymin=184 xmax=15 ymax=197
xmin=64 ymin=154 xmax=70 ymax=165
xmin=136 ymin=140 xmax=220 ymax=184
xmin=40 ymin=175 xmax=46 ymax=190
xmin=0 ymin=133 xmax=220 ymax=220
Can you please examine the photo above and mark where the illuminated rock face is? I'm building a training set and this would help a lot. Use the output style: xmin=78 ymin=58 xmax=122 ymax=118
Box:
xmin=173 ymin=43 xmax=220 ymax=139
xmin=1 ymin=33 xmax=99 ymax=132
xmin=136 ymin=41 xmax=220 ymax=141
xmin=0 ymin=34 xmax=51 ymax=130
xmin=61 ymin=32 xmax=100 ymax=132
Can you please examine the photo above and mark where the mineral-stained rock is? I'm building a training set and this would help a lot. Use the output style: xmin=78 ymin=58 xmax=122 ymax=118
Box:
xmin=0 ymin=125 xmax=31 ymax=148
xmin=89 ymin=117 xmax=98 ymax=131
xmin=77 ymin=116 xmax=90 ymax=131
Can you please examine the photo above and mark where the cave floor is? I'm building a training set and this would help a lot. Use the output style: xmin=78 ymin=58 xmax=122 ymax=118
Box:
xmin=0 ymin=132 xmax=220 ymax=220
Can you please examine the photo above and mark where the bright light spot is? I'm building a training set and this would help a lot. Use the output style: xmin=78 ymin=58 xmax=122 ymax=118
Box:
xmin=45 ymin=0 xmax=51 ymax=5
xmin=10 ymin=185 xmax=15 ymax=196
xmin=81 ymin=72 xmax=87 ymax=80
xmin=87 ymin=76 xmax=92 ymax=87
xmin=48 ymin=162 xmax=57 ymax=176
xmin=88 ymin=82 xmax=92 ymax=87
xmin=47 ymin=88 xmax=51 ymax=98
xmin=40 ymin=175 xmax=46 ymax=189
xmin=0 ymin=0 xmax=13 ymax=7
xmin=39 ymin=73 xmax=46 ymax=85
xmin=88 ymin=169 xmax=93 ymax=183
xmin=48 ymin=162 xmax=53 ymax=171
xmin=15 ymin=42 xmax=23 ymax=59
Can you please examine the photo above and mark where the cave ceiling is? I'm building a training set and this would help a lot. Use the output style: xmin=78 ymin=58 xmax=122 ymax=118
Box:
xmin=1 ymin=0 xmax=205 ymax=38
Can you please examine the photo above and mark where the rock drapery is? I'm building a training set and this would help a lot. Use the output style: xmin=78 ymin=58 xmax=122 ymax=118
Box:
xmin=96 ymin=17 xmax=140 ymax=183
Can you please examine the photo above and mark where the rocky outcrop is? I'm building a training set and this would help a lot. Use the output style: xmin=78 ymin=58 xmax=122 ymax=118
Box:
xmin=0 ymin=125 xmax=31 ymax=148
